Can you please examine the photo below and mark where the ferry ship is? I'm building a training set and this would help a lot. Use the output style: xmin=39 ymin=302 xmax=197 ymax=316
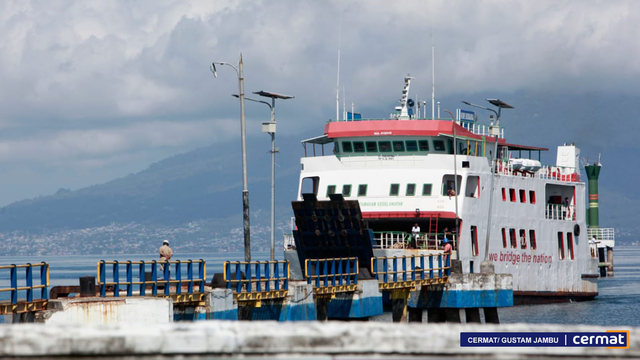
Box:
xmin=285 ymin=75 xmax=600 ymax=304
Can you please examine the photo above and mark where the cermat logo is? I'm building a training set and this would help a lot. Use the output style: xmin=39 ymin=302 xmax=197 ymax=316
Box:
xmin=569 ymin=330 xmax=629 ymax=349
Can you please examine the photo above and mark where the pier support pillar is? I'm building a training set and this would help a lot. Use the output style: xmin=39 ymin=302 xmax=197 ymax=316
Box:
xmin=465 ymin=308 xmax=481 ymax=323
xmin=408 ymin=307 xmax=423 ymax=322
xmin=484 ymin=307 xmax=500 ymax=324
xmin=607 ymin=247 xmax=614 ymax=277
xmin=391 ymin=298 xmax=408 ymax=323
xmin=238 ymin=305 xmax=252 ymax=321
xmin=316 ymin=298 xmax=328 ymax=321
xmin=427 ymin=308 xmax=446 ymax=323
xmin=445 ymin=309 xmax=461 ymax=323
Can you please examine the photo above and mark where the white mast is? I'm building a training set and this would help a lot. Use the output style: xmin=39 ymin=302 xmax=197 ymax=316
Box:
xmin=336 ymin=12 xmax=342 ymax=121
xmin=431 ymin=28 xmax=435 ymax=119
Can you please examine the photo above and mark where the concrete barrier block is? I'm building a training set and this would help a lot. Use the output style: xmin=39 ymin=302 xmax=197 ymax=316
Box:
xmin=281 ymin=281 xmax=316 ymax=321
xmin=37 ymin=297 xmax=173 ymax=324
xmin=327 ymin=279 xmax=382 ymax=319
xmin=205 ymin=288 xmax=237 ymax=320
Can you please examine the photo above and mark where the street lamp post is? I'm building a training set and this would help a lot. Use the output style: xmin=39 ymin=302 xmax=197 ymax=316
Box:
xmin=211 ymin=53 xmax=252 ymax=262
xmin=443 ymin=109 xmax=459 ymax=257
xmin=461 ymin=99 xmax=513 ymax=272
xmin=235 ymin=91 xmax=293 ymax=261
xmin=254 ymin=91 xmax=294 ymax=261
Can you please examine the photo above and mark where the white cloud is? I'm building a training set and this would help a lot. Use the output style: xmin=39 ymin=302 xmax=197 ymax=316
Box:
xmin=0 ymin=0 xmax=639 ymax=204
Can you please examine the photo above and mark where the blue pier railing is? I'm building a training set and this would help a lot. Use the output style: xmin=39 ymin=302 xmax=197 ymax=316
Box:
xmin=371 ymin=253 xmax=450 ymax=289
xmin=223 ymin=260 xmax=289 ymax=301
xmin=0 ymin=262 xmax=49 ymax=315
xmin=97 ymin=259 xmax=206 ymax=299
xmin=304 ymin=257 xmax=359 ymax=294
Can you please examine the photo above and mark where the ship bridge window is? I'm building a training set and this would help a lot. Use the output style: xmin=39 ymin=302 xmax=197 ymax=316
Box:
xmin=419 ymin=140 xmax=430 ymax=151
xmin=342 ymin=184 xmax=352 ymax=197
xmin=509 ymin=228 xmax=517 ymax=248
xmin=358 ymin=184 xmax=368 ymax=196
xmin=405 ymin=140 xmax=418 ymax=151
xmin=502 ymin=188 xmax=506 ymax=201
xmin=509 ymin=188 xmax=516 ymax=202
xmin=301 ymin=176 xmax=319 ymax=197
xmin=390 ymin=184 xmax=400 ymax=196
xmin=422 ymin=184 xmax=432 ymax=196
xmin=567 ymin=232 xmax=574 ymax=260
xmin=519 ymin=189 xmax=526 ymax=203
xmin=529 ymin=190 xmax=536 ymax=204
xmin=353 ymin=142 xmax=365 ymax=153
xmin=529 ymin=229 xmax=537 ymax=249
xmin=366 ymin=141 xmax=377 ymax=152
xmin=433 ymin=140 xmax=446 ymax=152
xmin=466 ymin=176 xmax=480 ymax=198
xmin=406 ymin=184 xmax=416 ymax=196
xmin=379 ymin=141 xmax=392 ymax=152
xmin=326 ymin=185 xmax=336 ymax=197
xmin=558 ymin=232 xmax=565 ymax=260
xmin=342 ymin=142 xmax=353 ymax=153
xmin=393 ymin=141 xmax=405 ymax=152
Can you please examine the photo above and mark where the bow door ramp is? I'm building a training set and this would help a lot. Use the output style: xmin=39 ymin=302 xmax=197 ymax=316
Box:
xmin=292 ymin=194 xmax=375 ymax=278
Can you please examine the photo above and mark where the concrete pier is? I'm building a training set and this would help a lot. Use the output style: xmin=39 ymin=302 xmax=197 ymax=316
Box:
xmin=1 ymin=321 xmax=636 ymax=358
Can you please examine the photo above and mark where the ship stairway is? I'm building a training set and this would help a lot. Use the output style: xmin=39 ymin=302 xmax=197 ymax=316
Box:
xmin=428 ymin=215 xmax=439 ymax=240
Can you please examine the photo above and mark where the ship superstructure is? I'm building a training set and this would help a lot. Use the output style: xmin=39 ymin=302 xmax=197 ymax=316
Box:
xmin=289 ymin=76 xmax=599 ymax=303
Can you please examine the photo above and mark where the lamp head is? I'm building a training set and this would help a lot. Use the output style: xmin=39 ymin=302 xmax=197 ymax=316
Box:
xmin=210 ymin=63 xmax=217 ymax=78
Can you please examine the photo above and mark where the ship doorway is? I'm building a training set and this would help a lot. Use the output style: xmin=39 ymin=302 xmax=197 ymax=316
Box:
xmin=300 ymin=176 xmax=319 ymax=197
xmin=441 ymin=175 xmax=462 ymax=196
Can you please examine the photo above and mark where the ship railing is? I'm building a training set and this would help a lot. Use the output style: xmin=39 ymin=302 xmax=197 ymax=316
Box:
xmin=587 ymin=228 xmax=616 ymax=241
xmin=371 ymin=253 xmax=450 ymax=290
xmin=372 ymin=231 xmax=457 ymax=251
xmin=283 ymin=233 xmax=295 ymax=250
xmin=545 ymin=204 xmax=576 ymax=221
xmin=223 ymin=260 xmax=289 ymax=301
xmin=494 ymin=160 xmax=580 ymax=183
xmin=0 ymin=262 xmax=49 ymax=315
xmin=97 ymin=259 xmax=206 ymax=301
xmin=462 ymin=122 xmax=504 ymax=139
xmin=305 ymin=257 xmax=358 ymax=295
xmin=538 ymin=164 xmax=580 ymax=182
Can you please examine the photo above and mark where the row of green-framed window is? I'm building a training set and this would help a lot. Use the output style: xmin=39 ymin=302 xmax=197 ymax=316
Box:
xmin=339 ymin=139 xmax=447 ymax=154
xmin=327 ymin=183 xmax=433 ymax=197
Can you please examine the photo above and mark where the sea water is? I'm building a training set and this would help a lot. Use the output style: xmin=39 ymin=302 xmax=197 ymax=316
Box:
xmin=1 ymin=247 xmax=638 ymax=326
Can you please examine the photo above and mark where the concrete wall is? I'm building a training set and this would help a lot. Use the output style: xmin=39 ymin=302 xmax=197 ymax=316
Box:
xmin=327 ymin=279 xmax=383 ymax=319
xmin=33 ymin=297 xmax=173 ymax=324
xmin=409 ymin=273 xmax=513 ymax=308
xmin=0 ymin=321 xmax=636 ymax=358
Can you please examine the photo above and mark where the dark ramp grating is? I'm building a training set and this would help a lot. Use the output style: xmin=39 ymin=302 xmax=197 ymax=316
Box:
xmin=292 ymin=194 xmax=375 ymax=276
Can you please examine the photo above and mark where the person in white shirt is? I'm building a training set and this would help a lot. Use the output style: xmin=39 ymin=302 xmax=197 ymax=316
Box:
xmin=411 ymin=223 xmax=420 ymax=249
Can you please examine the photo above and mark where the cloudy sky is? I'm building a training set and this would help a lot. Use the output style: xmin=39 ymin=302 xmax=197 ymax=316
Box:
xmin=0 ymin=0 xmax=638 ymax=206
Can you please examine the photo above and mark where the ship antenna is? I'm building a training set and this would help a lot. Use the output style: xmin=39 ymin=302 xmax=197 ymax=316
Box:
xmin=431 ymin=20 xmax=435 ymax=119
xmin=335 ymin=11 xmax=342 ymax=121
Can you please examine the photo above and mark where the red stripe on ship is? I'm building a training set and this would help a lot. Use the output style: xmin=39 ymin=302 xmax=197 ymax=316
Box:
xmin=589 ymin=194 xmax=599 ymax=199
xmin=362 ymin=211 xmax=457 ymax=219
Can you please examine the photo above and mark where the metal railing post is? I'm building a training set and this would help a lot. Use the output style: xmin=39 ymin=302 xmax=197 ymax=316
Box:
xmin=113 ymin=261 xmax=120 ymax=297
xmin=26 ymin=263 xmax=33 ymax=303
xmin=187 ymin=261 xmax=194 ymax=294
xmin=41 ymin=264 xmax=48 ymax=300
xmin=176 ymin=260 xmax=182 ymax=295
xmin=126 ymin=261 xmax=133 ymax=297
xmin=139 ymin=261 xmax=146 ymax=296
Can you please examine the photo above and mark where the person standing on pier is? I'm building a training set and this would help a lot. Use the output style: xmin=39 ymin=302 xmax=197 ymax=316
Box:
xmin=159 ymin=239 xmax=173 ymax=273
